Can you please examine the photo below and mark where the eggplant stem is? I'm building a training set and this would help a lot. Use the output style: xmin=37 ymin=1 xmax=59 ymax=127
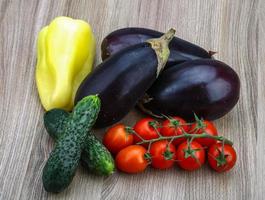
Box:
xmin=137 ymin=101 xmax=163 ymax=118
xmin=147 ymin=28 xmax=176 ymax=77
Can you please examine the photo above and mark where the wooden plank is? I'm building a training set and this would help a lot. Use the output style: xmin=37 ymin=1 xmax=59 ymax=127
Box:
xmin=0 ymin=0 xmax=260 ymax=199
xmin=257 ymin=0 xmax=265 ymax=199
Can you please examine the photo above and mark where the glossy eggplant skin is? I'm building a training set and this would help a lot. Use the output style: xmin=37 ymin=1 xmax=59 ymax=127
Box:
xmin=75 ymin=43 xmax=158 ymax=127
xmin=101 ymin=27 xmax=212 ymax=67
xmin=139 ymin=59 xmax=240 ymax=121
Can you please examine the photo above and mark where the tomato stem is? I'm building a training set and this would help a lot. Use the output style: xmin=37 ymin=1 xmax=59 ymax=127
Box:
xmin=148 ymin=121 xmax=162 ymax=137
xmin=136 ymin=133 xmax=233 ymax=146
xmin=127 ymin=114 xmax=233 ymax=147
xmin=147 ymin=141 xmax=153 ymax=152
xmin=125 ymin=126 xmax=147 ymax=142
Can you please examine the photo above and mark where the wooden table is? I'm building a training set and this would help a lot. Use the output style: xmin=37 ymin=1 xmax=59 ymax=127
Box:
xmin=0 ymin=0 xmax=263 ymax=199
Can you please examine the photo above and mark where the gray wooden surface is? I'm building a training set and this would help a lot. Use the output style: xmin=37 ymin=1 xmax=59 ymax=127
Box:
xmin=0 ymin=0 xmax=263 ymax=199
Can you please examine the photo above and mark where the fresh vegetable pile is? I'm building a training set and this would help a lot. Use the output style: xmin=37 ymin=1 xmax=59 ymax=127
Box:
xmin=35 ymin=16 xmax=240 ymax=193
xmin=101 ymin=28 xmax=240 ymax=121
xmin=103 ymin=115 xmax=237 ymax=173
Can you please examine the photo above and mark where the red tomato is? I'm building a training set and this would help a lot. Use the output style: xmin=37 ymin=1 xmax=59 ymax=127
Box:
xmin=208 ymin=143 xmax=237 ymax=172
xmin=176 ymin=141 xmax=205 ymax=171
xmin=133 ymin=118 xmax=160 ymax=145
xmin=103 ymin=124 xmax=133 ymax=154
xmin=149 ymin=140 xmax=177 ymax=169
xmin=115 ymin=145 xmax=148 ymax=173
xmin=189 ymin=120 xmax=218 ymax=147
xmin=160 ymin=116 xmax=189 ymax=146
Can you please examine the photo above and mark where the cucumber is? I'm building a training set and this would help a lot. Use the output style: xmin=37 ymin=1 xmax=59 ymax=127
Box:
xmin=42 ymin=95 xmax=100 ymax=193
xmin=80 ymin=134 xmax=114 ymax=175
xmin=44 ymin=108 xmax=114 ymax=176
xmin=44 ymin=109 xmax=69 ymax=140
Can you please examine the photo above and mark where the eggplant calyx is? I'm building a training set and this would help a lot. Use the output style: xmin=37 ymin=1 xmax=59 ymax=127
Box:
xmin=147 ymin=28 xmax=175 ymax=77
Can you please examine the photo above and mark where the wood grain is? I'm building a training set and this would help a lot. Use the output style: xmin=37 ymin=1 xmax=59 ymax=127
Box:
xmin=0 ymin=0 xmax=261 ymax=199
xmin=257 ymin=0 xmax=265 ymax=199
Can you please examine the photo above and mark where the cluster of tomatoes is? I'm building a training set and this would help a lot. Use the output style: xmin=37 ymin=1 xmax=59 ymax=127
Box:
xmin=103 ymin=116 xmax=237 ymax=174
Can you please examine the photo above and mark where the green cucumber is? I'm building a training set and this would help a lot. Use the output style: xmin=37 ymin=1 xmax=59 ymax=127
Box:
xmin=42 ymin=95 xmax=100 ymax=193
xmin=80 ymin=134 xmax=114 ymax=175
xmin=44 ymin=107 xmax=114 ymax=176
xmin=44 ymin=108 xmax=69 ymax=140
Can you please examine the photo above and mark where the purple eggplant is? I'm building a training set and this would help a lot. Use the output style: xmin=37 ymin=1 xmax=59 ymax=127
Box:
xmin=101 ymin=27 xmax=213 ymax=67
xmin=75 ymin=29 xmax=175 ymax=128
xmin=138 ymin=59 xmax=240 ymax=121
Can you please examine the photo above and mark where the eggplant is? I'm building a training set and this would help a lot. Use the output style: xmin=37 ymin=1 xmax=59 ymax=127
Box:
xmin=101 ymin=27 xmax=213 ymax=68
xmin=75 ymin=29 xmax=175 ymax=128
xmin=138 ymin=59 xmax=240 ymax=121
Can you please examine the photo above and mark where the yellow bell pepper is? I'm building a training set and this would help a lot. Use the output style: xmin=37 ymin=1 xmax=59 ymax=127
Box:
xmin=36 ymin=16 xmax=96 ymax=111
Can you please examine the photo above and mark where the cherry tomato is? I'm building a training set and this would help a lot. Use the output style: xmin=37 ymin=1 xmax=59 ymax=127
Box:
xmin=208 ymin=143 xmax=237 ymax=172
xmin=115 ymin=145 xmax=148 ymax=173
xmin=103 ymin=124 xmax=133 ymax=154
xmin=189 ymin=120 xmax=218 ymax=147
xmin=133 ymin=118 xmax=160 ymax=145
xmin=160 ymin=116 xmax=189 ymax=146
xmin=149 ymin=140 xmax=177 ymax=169
xmin=176 ymin=141 xmax=205 ymax=171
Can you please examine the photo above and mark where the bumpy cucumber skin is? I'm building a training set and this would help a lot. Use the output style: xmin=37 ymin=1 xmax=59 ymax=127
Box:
xmin=43 ymin=108 xmax=114 ymax=176
xmin=44 ymin=109 xmax=69 ymax=140
xmin=42 ymin=96 xmax=100 ymax=193
xmin=81 ymin=134 xmax=114 ymax=176
xmin=42 ymin=133 xmax=82 ymax=193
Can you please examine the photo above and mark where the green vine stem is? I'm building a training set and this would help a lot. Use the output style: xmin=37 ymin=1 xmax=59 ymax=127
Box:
xmin=136 ymin=133 xmax=233 ymax=146
xmin=125 ymin=115 xmax=233 ymax=147
xmin=126 ymin=126 xmax=233 ymax=146
xmin=126 ymin=117 xmax=233 ymax=166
